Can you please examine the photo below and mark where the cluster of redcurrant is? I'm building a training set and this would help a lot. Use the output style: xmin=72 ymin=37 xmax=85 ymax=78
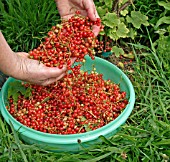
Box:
xmin=8 ymin=66 xmax=128 ymax=134
xmin=28 ymin=12 xmax=101 ymax=69
xmin=95 ymin=39 xmax=112 ymax=55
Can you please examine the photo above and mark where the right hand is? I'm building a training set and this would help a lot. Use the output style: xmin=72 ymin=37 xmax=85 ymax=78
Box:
xmin=55 ymin=0 xmax=101 ymax=36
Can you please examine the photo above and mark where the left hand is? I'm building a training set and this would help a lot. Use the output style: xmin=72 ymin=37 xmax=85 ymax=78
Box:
xmin=13 ymin=52 xmax=76 ymax=86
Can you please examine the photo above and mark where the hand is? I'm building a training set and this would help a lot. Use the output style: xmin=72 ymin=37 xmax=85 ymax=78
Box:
xmin=11 ymin=52 xmax=76 ymax=86
xmin=0 ymin=28 xmax=76 ymax=87
xmin=55 ymin=0 xmax=101 ymax=36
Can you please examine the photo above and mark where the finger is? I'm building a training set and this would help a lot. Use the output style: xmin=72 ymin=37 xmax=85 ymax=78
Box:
xmin=43 ymin=65 xmax=67 ymax=78
xmin=83 ymin=0 xmax=97 ymax=21
xmin=92 ymin=25 xmax=101 ymax=36
xmin=41 ymin=58 xmax=76 ymax=82
xmin=55 ymin=72 xmax=66 ymax=81
xmin=41 ymin=77 xmax=57 ymax=86
xmin=41 ymin=72 xmax=66 ymax=86
xmin=92 ymin=9 xmax=101 ymax=36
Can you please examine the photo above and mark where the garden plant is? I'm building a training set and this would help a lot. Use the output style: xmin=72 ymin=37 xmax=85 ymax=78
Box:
xmin=0 ymin=0 xmax=170 ymax=161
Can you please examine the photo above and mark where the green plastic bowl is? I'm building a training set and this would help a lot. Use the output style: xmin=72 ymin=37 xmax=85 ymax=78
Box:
xmin=0 ymin=56 xmax=135 ymax=152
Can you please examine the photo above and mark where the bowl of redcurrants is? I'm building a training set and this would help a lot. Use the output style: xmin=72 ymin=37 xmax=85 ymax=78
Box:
xmin=0 ymin=55 xmax=135 ymax=152
xmin=0 ymin=12 xmax=135 ymax=152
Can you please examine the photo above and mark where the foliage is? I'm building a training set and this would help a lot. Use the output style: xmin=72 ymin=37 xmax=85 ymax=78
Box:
xmin=154 ymin=1 xmax=170 ymax=30
xmin=0 ymin=0 xmax=60 ymax=52
xmin=152 ymin=1 xmax=170 ymax=79
xmin=8 ymin=81 xmax=32 ymax=104
xmin=111 ymin=46 xmax=124 ymax=57
xmin=94 ymin=0 xmax=150 ymax=57
xmin=133 ymin=0 xmax=170 ymax=44
xmin=157 ymin=35 xmax=170 ymax=80
xmin=126 ymin=11 xmax=149 ymax=29
xmin=132 ymin=0 xmax=162 ymax=24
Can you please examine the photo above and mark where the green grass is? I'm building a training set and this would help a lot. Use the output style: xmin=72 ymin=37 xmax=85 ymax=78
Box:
xmin=129 ymin=0 xmax=163 ymax=44
xmin=0 ymin=0 xmax=170 ymax=161
xmin=0 ymin=0 xmax=60 ymax=52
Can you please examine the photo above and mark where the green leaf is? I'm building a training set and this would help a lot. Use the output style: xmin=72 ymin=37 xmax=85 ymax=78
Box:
xmin=126 ymin=11 xmax=149 ymax=29
xmin=154 ymin=29 xmax=167 ymax=35
xmin=128 ymin=43 xmax=150 ymax=50
xmin=127 ymin=28 xmax=137 ymax=39
xmin=111 ymin=46 xmax=124 ymax=57
xmin=120 ymin=9 xmax=129 ymax=16
xmin=0 ymin=1 xmax=5 ymax=12
xmin=8 ymin=81 xmax=25 ymax=103
xmin=117 ymin=22 xmax=129 ymax=38
xmin=99 ymin=135 xmax=116 ymax=146
xmin=153 ymin=139 xmax=170 ymax=145
xmin=104 ymin=0 xmax=113 ymax=9
xmin=8 ymin=81 xmax=31 ymax=104
xmin=106 ymin=23 xmax=129 ymax=40
xmin=158 ymin=1 xmax=170 ymax=10
xmin=155 ymin=16 xmax=170 ymax=28
xmin=9 ymin=120 xmax=28 ymax=162
xmin=156 ymin=35 xmax=170 ymax=55
xmin=96 ymin=7 xmax=107 ymax=17
xmin=83 ymin=148 xmax=119 ymax=162
xmin=167 ymin=26 xmax=170 ymax=33
xmin=99 ymin=30 xmax=105 ymax=35
xmin=103 ymin=12 xmax=120 ymax=28
xmin=107 ymin=28 xmax=119 ymax=40
xmin=24 ymin=87 xmax=32 ymax=98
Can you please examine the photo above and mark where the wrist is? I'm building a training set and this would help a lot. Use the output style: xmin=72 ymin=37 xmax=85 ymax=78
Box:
xmin=9 ymin=53 xmax=29 ymax=81
xmin=0 ymin=32 xmax=19 ymax=77
xmin=1 ymin=52 xmax=20 ymax=78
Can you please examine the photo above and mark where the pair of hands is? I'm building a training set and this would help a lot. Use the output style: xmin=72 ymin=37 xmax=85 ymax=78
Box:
xmin=13 ymin=0 xmax=100 ymax=86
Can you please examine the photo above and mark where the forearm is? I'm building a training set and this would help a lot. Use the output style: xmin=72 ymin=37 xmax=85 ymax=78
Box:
xmin=0 ymin=31 xmax=18 ymax=77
